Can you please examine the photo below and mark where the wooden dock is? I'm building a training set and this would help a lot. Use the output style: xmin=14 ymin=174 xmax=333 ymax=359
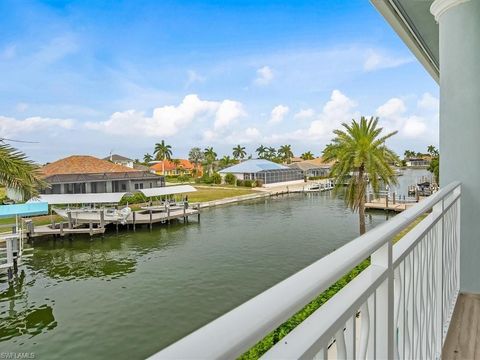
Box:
xmin=25 ymin=206 xmax=200 ymax=239
xmin=365 ymin=198 xmax=417 ymax=212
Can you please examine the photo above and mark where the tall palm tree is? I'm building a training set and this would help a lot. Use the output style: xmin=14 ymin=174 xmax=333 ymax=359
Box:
xmin=143 ymin=153 xmax=153 ymax=164
xmin=154 ymin=140 xmax=173 ymax=175
xmin=232 ymin=145 xmax=246 ymax=161
xmin=219 ymin=155 xmax=233 ymax=169
xmin=301 ymin=151 xmax=314 ymax=160
xmin=204 ymin=147 xmax=217 ymax=176
xmin=323 ymin=116 xmax=398 ymax=235
xmin=256 ymin=145 xmax=267 ymax=159
xmin=278 ymin=144 xmax=294 ymax=164
xmin=404 ymin=150 xmax=416 ymax=159
xmin=427 ymin=145 xmax=439 ymax=157
xmin=188 ymin=147 xmax=204 ymax=177
xmin=0 ymin=142 xmax=46 ymax=198
xmin=265 ymin=147 xmax=276 ymax=160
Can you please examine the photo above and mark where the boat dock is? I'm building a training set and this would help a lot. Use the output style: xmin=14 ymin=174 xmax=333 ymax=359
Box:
xmin=25 ymin=206 xmax=201 ymax=239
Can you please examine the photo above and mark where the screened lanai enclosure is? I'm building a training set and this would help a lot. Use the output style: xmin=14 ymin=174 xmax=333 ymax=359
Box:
xmin=253 ymin=168 xmax=303 ymax=185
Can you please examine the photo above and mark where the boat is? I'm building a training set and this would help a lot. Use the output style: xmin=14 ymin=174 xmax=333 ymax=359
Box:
xmin=53 ymin=207 xmax=132 ymax=225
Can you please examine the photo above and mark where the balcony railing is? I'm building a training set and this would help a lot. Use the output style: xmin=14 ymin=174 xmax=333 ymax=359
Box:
xmin=150 ymin=182 xmax=461 ymax=359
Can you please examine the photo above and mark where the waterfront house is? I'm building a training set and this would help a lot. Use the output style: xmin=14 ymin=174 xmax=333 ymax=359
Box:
xmin=151 ymin=1 xmax=480 ymax=358
xmin=219 ymin=159 xmax=303 ymax=186
xmin=40 ymin=155 xmax=164 ymax=195
xmin=405 ymin=156 xmax=432 ymax=167
xmin=103 ymin=154 xmax=134 ymax=168
xmin=150 ymin=159 xmax=201 ymax=176
xmin=288 ymin=157 xmax=333 ymax=178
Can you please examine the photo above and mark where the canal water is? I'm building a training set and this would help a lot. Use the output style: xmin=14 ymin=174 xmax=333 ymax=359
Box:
xmin=0 ymin=170 xmax=427 ymax=359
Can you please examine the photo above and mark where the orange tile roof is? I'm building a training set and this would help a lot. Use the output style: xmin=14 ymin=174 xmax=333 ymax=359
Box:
xmin=304 ymin=157 xmax=335 ymax=167
xmin=150 ymin=159 xmax=195 ymax=172
xmin=41 ymin=155 xmax=139 ymax=177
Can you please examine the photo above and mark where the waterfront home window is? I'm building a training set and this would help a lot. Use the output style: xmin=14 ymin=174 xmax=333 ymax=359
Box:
xmin=135 ymin=183 xmax=139 ymax=190
xmin=121 ymin=184 xmax=127 ymax=191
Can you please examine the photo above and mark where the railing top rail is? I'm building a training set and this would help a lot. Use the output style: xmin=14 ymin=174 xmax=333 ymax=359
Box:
xmin=149 ymin=181 xmax=461 ymax=360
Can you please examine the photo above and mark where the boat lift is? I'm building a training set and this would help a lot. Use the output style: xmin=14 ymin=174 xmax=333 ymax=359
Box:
xmin=0 ymin=202 xmax=48 ymax=281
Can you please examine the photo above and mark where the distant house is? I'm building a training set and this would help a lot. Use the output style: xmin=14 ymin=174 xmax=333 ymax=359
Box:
xmin=40 ymin=155 xmax=164 ymax=195
xmin=150 ymin=159 xmax=201 ymax=176
xmin=405 ymin=156 xmax=431 ymax=167
xmin=288 ymin=157 xmax=333 ymax=178
xmin=219 ymin=159 xmax=303 ymax=186
xmin=103 ymin=154 xmax=134 ymax=168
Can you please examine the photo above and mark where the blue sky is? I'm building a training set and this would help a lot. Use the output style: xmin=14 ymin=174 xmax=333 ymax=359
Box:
xmin=0 ymin=0 xmax=439 ymax=162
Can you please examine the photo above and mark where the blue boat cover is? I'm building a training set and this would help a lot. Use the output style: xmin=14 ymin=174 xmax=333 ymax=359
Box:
xmin=0 ymin=202 xmax=49 ymax=218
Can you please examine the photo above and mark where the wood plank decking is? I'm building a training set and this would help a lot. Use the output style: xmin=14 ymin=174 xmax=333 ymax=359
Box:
xmin=443 ymin=293 xmax=480 ymax=359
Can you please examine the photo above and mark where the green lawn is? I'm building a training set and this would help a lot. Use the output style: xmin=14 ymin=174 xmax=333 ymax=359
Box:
xmin=189 ymin=186 xmax=256 ymax=203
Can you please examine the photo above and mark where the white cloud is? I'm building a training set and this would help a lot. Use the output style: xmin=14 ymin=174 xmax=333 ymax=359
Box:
xmin=306 ymin=90 xmax=358 ymax=139
xmin=269 ymin=105 xmax=289 ymax=124
xmin=254 ymin=66 xmax=274 ymax=86
xmin=363 ymin=50 xmax=412 ymax=72
xmin=0 ymin=115 xmax=74 ymax=137
xmin=375 ymin=97 xmax=429 ymax=139
xmin=403 ymin=116 xmax=427 ymax=138
xmin=294 ymin=108 xmax=315 ymax=120
xmin=376 ymin=98 xmax=406 ymax=118
xmin=214 ymin=100 xmax=246 ymax=130
xmin=87 ymin=94 xmax=245 ymax=137
xmin=417 ymin=92 xmax=439 ymax=111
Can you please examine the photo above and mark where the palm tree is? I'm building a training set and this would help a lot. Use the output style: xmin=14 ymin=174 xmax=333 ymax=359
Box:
xmin=154 ymin=140 xmax=173 ymax=175
xmin=256 ymin=145 xmax=267 ymax=159
xmin=143 ymin=153 xmax=153 ymax=164
xmin=323 ymin=116 xmax=398 ymax=235
xmin=427 ymin=145 xmax=439 ymax=157
xmin=404 ymin=150 xmax=416 ymax=159
xmin=301 ymin=151 xmax=314 ymax=160
xmin=265 ymin=147 xmax=276 ymax=160
xmin=0 ymin=142 xmax=46 ymax=198
xmin=232 ymin=145 xmax=246 ymax=161
xmin=219 ymin=155 xmax=233 ymax=169
xmin=188 ymin=147 xmax=204 ymax=177
xmin=278 ymin=144 xmax=294 ymax=164
xmin=204 ymin=147 xmax=217 ymax=175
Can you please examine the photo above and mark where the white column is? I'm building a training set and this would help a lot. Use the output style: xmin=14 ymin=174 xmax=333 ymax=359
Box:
xmin=431 ymin=0 xmax=480 ymax=292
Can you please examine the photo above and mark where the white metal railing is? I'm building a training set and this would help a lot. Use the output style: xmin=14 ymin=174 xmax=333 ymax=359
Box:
xmin=150 ymin=182 xmax=461 ymax=359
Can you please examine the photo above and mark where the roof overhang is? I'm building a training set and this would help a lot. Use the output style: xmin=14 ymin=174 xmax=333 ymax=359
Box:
xmin=371 ymin=0 xmax=439 ymax=83
xmin=28 ymin=192 xmax=129 ymax=205
xmin=140 ymin=185 xmax=197 ymax=198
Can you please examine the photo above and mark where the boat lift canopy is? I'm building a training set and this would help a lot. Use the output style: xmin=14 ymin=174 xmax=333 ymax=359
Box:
xmin=140 ymin=185 xmax=197 ymax=198
xmin=0 ymin=202 xmax=49 ymax=218
xmin=28 ymin=193 xmax=128 ymax=205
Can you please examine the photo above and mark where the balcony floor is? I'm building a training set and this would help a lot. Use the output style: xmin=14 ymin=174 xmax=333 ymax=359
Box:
xmin=443 ymin=293 xmax=480 ymax=359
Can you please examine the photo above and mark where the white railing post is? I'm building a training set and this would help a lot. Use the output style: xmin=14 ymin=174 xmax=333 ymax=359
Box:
xmin=433 ymin=198 xmax=444 ymax=358
xmin=371 ymin=240 xmax=394 ymax=359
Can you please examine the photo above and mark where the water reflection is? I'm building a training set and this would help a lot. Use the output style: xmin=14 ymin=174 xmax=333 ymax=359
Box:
xmin=27 ymin=245 xmax=137 ymax=281
xmin=0 ymin=271 xmax=57 ymax=342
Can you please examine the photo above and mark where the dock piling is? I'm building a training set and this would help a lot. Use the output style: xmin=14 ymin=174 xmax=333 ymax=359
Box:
xmin=133 ymin=211 xmax=136 ymax=231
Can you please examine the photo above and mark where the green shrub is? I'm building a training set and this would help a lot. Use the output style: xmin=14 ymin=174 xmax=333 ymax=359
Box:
xmin=224 ymin=173 xmax=236 ymax=185
xmin=236 ymin=180 xmax=244 ymax=187
xmin=119 ymin=193 xmax=145 ymax=205
xmin=211 ymin=172 xmax=222 ymax=184
xmin=243 ymin=179 xmax=252 ymax=187
xmin=177 ymin=174 xmax=192 ymax=183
